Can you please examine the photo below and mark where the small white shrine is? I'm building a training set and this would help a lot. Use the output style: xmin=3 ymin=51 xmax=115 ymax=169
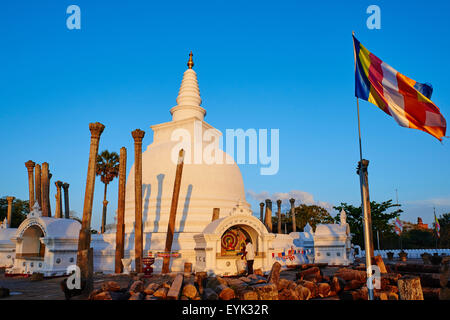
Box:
xmin=0 ymin=219 xmax=17 ymax=268
xmin=6 ymin=203 xmax=81 ymax=277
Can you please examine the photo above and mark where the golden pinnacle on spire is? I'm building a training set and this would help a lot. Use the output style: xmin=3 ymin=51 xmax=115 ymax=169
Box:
xmin=187 ymin=51 xmax=194 ymax=69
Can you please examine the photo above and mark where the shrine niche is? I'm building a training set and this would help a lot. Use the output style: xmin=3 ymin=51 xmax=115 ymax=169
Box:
xmin=220 ymin=226 xmax=251 ymax=256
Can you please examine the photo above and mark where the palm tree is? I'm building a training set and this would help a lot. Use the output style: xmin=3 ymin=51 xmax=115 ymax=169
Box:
xmin=96 ymin=150 xmax=120 ymax=233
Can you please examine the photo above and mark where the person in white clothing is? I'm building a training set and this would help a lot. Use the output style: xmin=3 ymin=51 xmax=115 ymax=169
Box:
xmin=242 ymin=239 xmax=255 ymax=275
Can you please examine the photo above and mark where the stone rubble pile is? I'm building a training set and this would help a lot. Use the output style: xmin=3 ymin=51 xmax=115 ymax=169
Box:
xmin=88 ymin=257 xmax=450 ymax=300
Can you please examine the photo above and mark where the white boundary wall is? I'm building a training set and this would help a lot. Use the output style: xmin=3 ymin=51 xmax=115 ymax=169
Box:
xmin=358 ymin=248 xmax=450 ymax=258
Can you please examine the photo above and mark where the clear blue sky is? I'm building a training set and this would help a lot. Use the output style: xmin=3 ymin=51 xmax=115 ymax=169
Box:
xmin=1 ymin=0 xmax=449 ymax=231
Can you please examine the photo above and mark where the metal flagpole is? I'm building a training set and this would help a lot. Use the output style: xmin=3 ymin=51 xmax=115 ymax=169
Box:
xmin=353 ymin=31 xmax=375 ymax=300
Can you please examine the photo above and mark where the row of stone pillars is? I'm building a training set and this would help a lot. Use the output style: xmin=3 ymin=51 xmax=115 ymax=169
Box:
xmin=73 ymin=122 xmax=147 ymax=285
xmin=259 ymin=198 xmax=297 ymax=234
xmin=24 ymin=160 xmax=71 ymax=218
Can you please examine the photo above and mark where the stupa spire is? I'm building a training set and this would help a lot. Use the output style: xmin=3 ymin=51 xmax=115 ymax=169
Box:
xmin=170 ymin=51 xmax=206 ymax=121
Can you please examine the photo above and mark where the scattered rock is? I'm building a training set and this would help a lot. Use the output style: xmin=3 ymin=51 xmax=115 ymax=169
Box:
xmin=294 ymin=285 xmax=311 ymax=300
xmin=278 ymin=278 xmax=293 ymax=291
xmin=92 ymin=291 xmax=112 ymax=300
xmin=129 ymin=280 xmax=144 ymax=294
xmin=253 ymin=283 xmax=278 ymax=300
xmin=203 ymin=288 xmax=219 ymax=300
xmin=318 ymin=283 xmax=331 ymax=298
xmin=144 ymin=282 xmax=160 ymax=295
xmin=267 ymin=262 xmax=282 ymax=288
xmin=278 ymin=288 xmax=299 ymax=300
xmin=254 ymin=269 xmax=264 ymax=276
xmin=101 ymin=281 xmax=121 ymax=292
xmin=153 ymin=287 xmax=169 ymax=299
xmin=219 ymin=287 xmax=235 ymax=300
xmin=129 ymin=292 xmax=145 ymax=300
xmin=297 ymin=280 xmax=318 ymax=299
xmin=238 ymin=289 xmax=259 ymax=300
xmin=182 ymin=284 xmax=198 ymax=299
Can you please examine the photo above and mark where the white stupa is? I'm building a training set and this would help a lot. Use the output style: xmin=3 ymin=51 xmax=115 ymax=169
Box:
xmin=91 ymin=53 xmax=354 ymax=275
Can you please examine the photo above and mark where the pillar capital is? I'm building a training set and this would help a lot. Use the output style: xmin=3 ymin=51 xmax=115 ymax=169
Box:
xmin=259 ymin=202 xmax=264 ymax=208
xmin=89 ymin=122 xmax=105 ymax=139
xmin=55 ymin=180 xmax=63 ymax=188
xmin=356 ymin=159 xmax=370 ymax=174
xmin=6 ymin=196 xmax=15 ymax=203
xmin=62 ymin=182 xmax=70 ymax=190
xmin=289 ymin=198 xmax=295 ymax=205
xmin=132 ymin=129 xmax=145 ymax=142
xmin=265 ymin=199 xmax=272 ymax=205
xmin=25 ymin=160 xmax=35 ymax=171
xmin=277 ymin=199 xmax=282 ymax=206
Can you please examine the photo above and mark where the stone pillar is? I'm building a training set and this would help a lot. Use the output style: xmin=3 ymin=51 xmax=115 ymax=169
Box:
xmin=115 ymin=147 xmax=127 ymax=274
xmin=212 ymin=208 xmax=220 ymax=221
xmin=77 ymin=122 xmax=105 ymax=294
xmin=48 ymin=172 xmax=52 ymax=217
xmin=24 ymin=160 xmax=35 ymax=211
xmin=54 ymin=181 xmax=63 ymax=218
xmin=62 ymin=183 xmax=70 ymax=219
xmin=6 ymin=196 xmax=15 ymax=228
xmin=259 ymin=202 xmax=264 ymax=222
xmin=101 ymin=200 xmax=108 ymax=233
xmin=35 ymin=164 xmax=42 ymax=209
xmin=132 ymin=129 xmax=145 ymax=273
xmin=162 ymin=149 xmax=185 ymax=274
xmin=264 ymin=199 xmax=272 ymax=233
xmin=277 ymin=199 xmax=282 ymax=234
xmin=289 ymin=198 xmax=296 ymax=232
xmin=41 ymin=162 xmax=50 ymax=217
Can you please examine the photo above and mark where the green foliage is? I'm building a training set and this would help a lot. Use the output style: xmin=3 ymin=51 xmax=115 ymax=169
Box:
xmin=0 ymin=197 xmax=29 ymax=228
xmin=333 ymin=200 xmax=402 ymax=248
xmin=96 ymin=150 xmax=120 ymax=185
xmin=436 ymin=213 xmax=450 ymax=247
xmin=400 ymin=229 xmax=435 ymax=248
xmin=273 ymin=204 xmax=334 ymax=233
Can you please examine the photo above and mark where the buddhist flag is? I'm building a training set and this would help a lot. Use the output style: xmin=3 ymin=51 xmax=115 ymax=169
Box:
xmin=434 ymin=213 xmax=441 ymax=238
xmin=353 ymin=35 xmax=447 ymax=141
xmin=394 ymin=217 xmax=403 ymax=235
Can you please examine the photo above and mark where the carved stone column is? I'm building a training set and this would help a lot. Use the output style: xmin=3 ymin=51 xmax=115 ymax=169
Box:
xmin=6 ymin=196 xmax=15 ymax=228
xmin=24 ymin=160 xmax=35 ymax=211
xmin=132 ymin=129 xmax=145 ymax=273
xmin=259 ymin=202 xmax=264 ymax=222
xmin=289 ymin=198 xmax=296 ymax=232
xmin=41 ymin=162 xmax=50 ymax=217
xmin=77 ymin=122 xmax=105 ymax=293
xmin=277 ymin=199 xmax=282 ymax=234
xmin=54 ymin=181 xmax=63 ymax=218
xmin=212 ymin=208 xmax=220 ymax=221
xmin=62 ymin=183 xmax=70 ymax=219
xmin=115 ymin=147 xmax=127 ymax=274
xmin=35 ymin=164 xmax=42 ymax=209
xmin=264 ymin=199 xmax=272 ymax=233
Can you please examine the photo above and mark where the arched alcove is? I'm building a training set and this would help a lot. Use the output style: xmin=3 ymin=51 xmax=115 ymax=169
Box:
xmin=21 ymin=225 xmax=45 ymax=258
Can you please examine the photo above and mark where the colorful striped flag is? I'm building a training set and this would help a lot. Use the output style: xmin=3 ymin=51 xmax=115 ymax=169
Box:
xmin=353 ymin=35 xmax=447 ymax=141
xmin=394 ymin=217 xmax=403 ymax=235
xmin=434 ymin=213 xmax=441 ymax=238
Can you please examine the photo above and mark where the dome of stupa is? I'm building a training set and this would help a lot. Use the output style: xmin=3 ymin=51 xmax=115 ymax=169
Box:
xmin=123 ymin=53 xmax=250 ymax=234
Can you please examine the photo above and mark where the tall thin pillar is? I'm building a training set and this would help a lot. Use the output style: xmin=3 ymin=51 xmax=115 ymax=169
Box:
xmin=132 ymin=129 xmax=145 ymax=273
xmin=115 ymin=147 xmax=127 ymax=274
xmin=162 ymin=149 xmax=185 ymax=274
xmin=77 ymin=122 xmax=105 ymax=293
xmin=48 ymin=172 xmax=52 ymax=217
xmin=35 ymin=164 xmax=42 ymax=209
xmin=277 ymin=199 xmax=282 ymax=234
xmin=62 ymin=183 xmax=70 ymax=219
xmin=259 ymin=202 xmax=264 ymax=222
xmin=41 ymin=162 xmax=50 ymax=217
xmin=264 ymin=199 xmax=272 ymax=233
xmin=54 ymin=181 xmax=63 ymax=218
xmin=289 ymin=198 xmax=296 ymax=232
xmin=24 ymin=160 xmax=35 ymax=211
xmin=6 ymin=196 xmax=15 ymax=228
